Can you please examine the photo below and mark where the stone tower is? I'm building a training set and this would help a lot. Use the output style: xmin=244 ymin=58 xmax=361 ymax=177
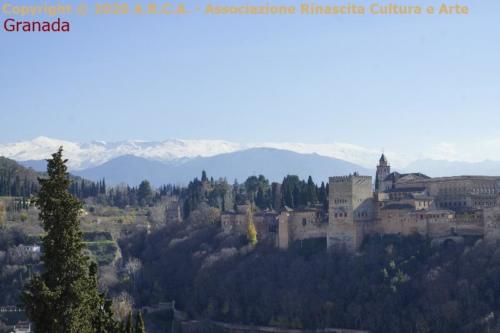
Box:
xmin=375 ymin=154 xmax=390 ymax=192
xmin=327 ymin=173 xmax=374 ymax=251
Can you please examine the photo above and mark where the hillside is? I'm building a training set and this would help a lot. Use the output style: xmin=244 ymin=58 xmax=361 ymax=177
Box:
xmin=0 ymin=156 xmax=40 ymax=196
xmin=121 ymin=222 xmax=500 ymax=333
xmin=76 ymin=148 xmax=372 ymax=186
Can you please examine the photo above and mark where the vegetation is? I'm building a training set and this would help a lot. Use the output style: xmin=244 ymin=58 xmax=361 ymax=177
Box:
xmin=4 ymin=154 xmax=500 ymax=332
xmin=0 ymin=202 xmax=4 ymax=227
xmin=118 ymin=220 xmax=500 ymax=333
xmin=0 ymin=157 xmax=39 ymax=197
xmin=246 ymin=206 xmax=257 ymax=245
xmin=181 ymin=171 xmax=328 ymax=219
xmin=134 ymin=312 xmax=146 ymax=333
xmin=21 ymin=148 xmax=119 ymax=333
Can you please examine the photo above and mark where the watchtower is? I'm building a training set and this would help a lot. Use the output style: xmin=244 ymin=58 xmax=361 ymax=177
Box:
xmin=375 ymin=154 xmax=391 ymax=192
xmin=328 ymin=173 xmax=374 ymax=251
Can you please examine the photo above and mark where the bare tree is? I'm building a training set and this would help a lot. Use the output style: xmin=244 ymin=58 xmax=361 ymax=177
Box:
xmin=112 ymin=291 xmax=134 ymax=322
xmin=124 ymin=257 xmax=142 ymax=291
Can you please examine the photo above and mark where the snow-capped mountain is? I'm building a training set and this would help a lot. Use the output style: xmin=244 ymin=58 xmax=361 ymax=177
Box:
xmin=0 ymin=137 xmax=242 ymax=170
xmin=76 ymin=149 xmax=373 ymax=186
xmin=0 ymin=136 xmax=402 ymax=170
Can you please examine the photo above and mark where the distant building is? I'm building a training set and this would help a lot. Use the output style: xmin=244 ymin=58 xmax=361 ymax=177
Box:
xmin=19 ymin=245 xmax=41 ymax=253
xmin=222 ymin=154 xmax=500 ymax=251
xmin=12 ymin=321 xmax=31 ymax=333
xmin=165 ymin=196 xmax=183 ymax=223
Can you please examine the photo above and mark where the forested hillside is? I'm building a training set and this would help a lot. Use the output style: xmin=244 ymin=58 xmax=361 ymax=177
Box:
xmin=0 ymin=156 xmax=106 ymax=200
xmin=121 ymin=225 xmax=500 ymax=333
xmin=0 ymin=157 xmax=39 ymax=196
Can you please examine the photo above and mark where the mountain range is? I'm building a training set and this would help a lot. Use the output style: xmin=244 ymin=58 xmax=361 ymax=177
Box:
xmin=74 ymin=148 xmax=371 ymax=186
xmin=0 ymin=136 xmax=388 ymax=170
xmin=3 ymin=137 xmax=500 ymax=186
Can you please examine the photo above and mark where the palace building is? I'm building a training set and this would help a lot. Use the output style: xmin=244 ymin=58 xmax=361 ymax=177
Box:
xmin=221 ymin=154 xmax=500 ymax=251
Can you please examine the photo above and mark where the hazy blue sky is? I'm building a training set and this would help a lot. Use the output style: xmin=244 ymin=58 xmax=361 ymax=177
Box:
xmin=1 ymin=0 xmax=499 ymax=155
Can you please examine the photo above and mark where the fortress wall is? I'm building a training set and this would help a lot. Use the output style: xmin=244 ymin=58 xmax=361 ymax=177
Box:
xmin=221 ymin=214 xmax=247 ymax=234
xmin=377 ymin=209 xmax=418 ymax=235
xmin=277 ymin=213 xmax=289 ymax=249
xmin=483 ymin=206 xmax=500 ymax=242
xmin=277 ymin=210 xmax=326 ymax=249
xmin=221 ymin=213 xmax=277 ymax=242
xmin=377 ymin=209 xmax=456 ymax=237
xmin=287 ymin=211 xmax=327 ymax=241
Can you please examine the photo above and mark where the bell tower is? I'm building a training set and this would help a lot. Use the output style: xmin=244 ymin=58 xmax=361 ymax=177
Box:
xmin=375 ymin=154 xmax=390 ymax=192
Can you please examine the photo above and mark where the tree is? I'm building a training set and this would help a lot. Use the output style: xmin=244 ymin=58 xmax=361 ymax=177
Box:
xmin=134 ymin=311 xmax=146 ymax=333
xmin=0 ymin=202 xmax=5 ymax=228
xmin=137 ymin=180 xmax=153 ymax=207
xmin=246 ymin=205 xmax=257 ymax=245
xmin=92 ymin=262 xmax=120 ymax=333
xmin=305 ymin=176 xmax=318 ymax=205
xmin=244 ymin=176 xmax=260 ymax=202
xmin=125 ymin=313 xmax=133 ymax=333
xmin=112 ymin=292 xmax=134 ymax=323
xmin=125 ymin=258 xmax=142 ymax=292
xmin=281 ymin=175 xmax=301 ymax=208
xmin=22 ymin=147 xmax=118 ymax=333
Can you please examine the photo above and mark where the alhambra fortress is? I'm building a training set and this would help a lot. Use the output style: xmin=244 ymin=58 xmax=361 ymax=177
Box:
xmin=219 ymin=154 xmax=500 ymax=251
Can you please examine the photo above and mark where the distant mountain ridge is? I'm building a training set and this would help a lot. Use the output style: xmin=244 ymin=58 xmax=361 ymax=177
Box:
xmin=75 ymin=148 xmax=372 ymax=186
xmin=12 ymin=151 xmax=500 ymax=188
xmin=5 ymin=137 xmax=500 ymax=185
xmin=0 ymin=136 xmax=388 ymax=170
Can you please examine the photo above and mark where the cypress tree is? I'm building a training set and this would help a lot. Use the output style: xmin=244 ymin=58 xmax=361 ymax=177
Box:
xmin=22 ymin=147 xmax=118 ymax=333
xmin=134 ymin=311 xmax=146 ymax=333
xmin=125 ymin=314 xmax=133 ymax=333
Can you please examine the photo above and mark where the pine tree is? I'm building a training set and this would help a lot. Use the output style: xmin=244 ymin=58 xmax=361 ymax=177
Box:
xmin=134 ymin=311 xmax=146 ymax=333
xmin=22 ymin=147 xmax=118 ymax=333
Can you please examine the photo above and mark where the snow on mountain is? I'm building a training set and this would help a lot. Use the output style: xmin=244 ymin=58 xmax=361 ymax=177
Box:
xmin=0 ymin=137 xmax=244 ymax=170
xmin=0 ymin=136 xmax=405 ymax=170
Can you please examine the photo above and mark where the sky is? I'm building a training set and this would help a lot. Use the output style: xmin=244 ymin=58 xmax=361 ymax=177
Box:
xmin=1 ymin=0 xmax=499 ymax=161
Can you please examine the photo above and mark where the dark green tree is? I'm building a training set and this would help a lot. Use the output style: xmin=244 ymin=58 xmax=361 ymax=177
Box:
xmin=91 ymin=263 xmax=120 ymax=333
xmin=22 ymin=147 xmax=118 ymax=333
xmin=134 ymin=311 xmax=146 ymax=333
xmin=125 ymin=314 xmax=133 ymax=333
xmin=305 ymin=176 xmax=318 ymax=205
xmin=137 ymin=180 xmax=153 ymax=206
